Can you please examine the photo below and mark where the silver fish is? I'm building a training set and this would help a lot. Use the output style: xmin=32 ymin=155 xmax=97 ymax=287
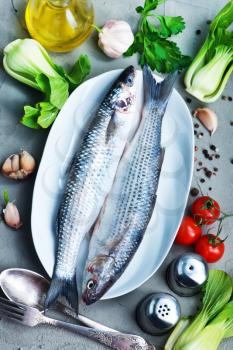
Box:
xmin=45 ymin=66 xmax=137 ymax=312
xmin=82 ymin=65 xmax=177 ymax=305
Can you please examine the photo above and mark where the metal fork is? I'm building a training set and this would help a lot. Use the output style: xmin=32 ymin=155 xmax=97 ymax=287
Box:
xmin=0 ymin=297 xmax=156 ymax=350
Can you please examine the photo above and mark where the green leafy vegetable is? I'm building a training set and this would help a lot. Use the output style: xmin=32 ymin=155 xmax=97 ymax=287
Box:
xmin=3 ymin=39 xmax=91 ymax=129
xmin=21 ymin=106 xmax=41 ymax=129
xmin=166 ymin=270 xmax=233 ymax=350
xmin=164 ymin=318 xmax=191 ymax=350
xmin=184 ymin=0 xmax=233 ymax=102
xmin=124 ymin=0 xmax=190 ymax=73
xmin=65 ymin=54 xmax=91 ymax=90
xmin=3 ymin=189 xmax=10 ymax=205
xmin=179 ymin=302 xmax=233 ymax=350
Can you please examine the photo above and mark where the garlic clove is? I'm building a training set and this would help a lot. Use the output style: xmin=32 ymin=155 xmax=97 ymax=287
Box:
xmin=11 ymin=154 xmax=20 ymax=172
xmin=2 ymin=157 xmax=12 ymax=174
xmin=3 ymin=202 xmax=23 ymax=230
xmin=19 ymin=150 xmax=36 ymax=173
xmin=194 ymin=107 xmax=218 ymax=135
xmin=1 ymin=150 xmax=36 ymax=180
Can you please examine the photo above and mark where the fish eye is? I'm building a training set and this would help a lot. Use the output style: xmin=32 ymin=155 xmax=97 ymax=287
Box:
xmin=116 ymin=99 xmax=127 ymax=109
xmin=87 ymin=279 xmax=96 ymax=290
xmin=127 ymin=76 xmax=133 ymax=85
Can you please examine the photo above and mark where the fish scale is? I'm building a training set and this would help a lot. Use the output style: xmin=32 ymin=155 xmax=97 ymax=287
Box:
xmin=82 ymin=65 xmax=177 ymax=305
xmin=44 ymin=66 xmax=136 ymax=312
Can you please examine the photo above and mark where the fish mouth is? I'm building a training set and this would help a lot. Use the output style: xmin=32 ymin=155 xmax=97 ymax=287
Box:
xmin=115 ymin=92 xmax=136 ymax=113
xmin=82 ymin=290 xmax=98 ymax=305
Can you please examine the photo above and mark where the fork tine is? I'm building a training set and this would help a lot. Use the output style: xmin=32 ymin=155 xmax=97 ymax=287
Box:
xmin=0 ymin=302 xmax=25 ymax=316
xmin=0 ymin=309 xmax=23 ymax=322
xmin=0 ymin=297 xmax=25 ymax=310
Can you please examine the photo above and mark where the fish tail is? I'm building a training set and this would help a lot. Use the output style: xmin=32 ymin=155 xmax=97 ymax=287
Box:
xmin=44 ymin=273 xmax=79 ymax=313
xmin=143 ymin=64 xmax=177 ymax=107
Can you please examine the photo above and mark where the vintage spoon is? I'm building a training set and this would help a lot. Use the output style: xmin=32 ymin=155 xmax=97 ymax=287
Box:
xmin=0 ymin=268 xmax=116 ymax=332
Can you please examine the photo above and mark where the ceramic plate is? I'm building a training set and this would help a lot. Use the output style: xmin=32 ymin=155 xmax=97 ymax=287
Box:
xmin=31 ymin=69 xmax=194 ymax=299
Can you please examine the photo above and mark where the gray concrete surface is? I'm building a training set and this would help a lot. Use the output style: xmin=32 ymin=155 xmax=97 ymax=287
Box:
xmin=0 ymin=0 xmax=233 ymax=349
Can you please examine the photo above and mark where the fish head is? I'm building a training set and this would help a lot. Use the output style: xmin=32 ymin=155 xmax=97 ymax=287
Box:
xmin=82 ymin=255 xmax=115 ymax=305
xmin=111 ymin=65 xmax=136 ymax=115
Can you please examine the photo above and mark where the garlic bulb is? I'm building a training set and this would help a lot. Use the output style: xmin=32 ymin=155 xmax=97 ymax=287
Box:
xmin=98 ymin=20 xmax=134 ymax=59
xmin=2 ymin=150 xmax=36 ymax=180
xmin=194 ymin=107 xmax=218 ymax=135
xmin=3 ymin=202 xmax=22 ymax=229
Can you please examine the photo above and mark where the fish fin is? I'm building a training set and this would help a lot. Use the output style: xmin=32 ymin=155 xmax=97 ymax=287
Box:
xmin=105 ymin=116 xmax=117 ymax=144
xmin=160 ymin=148 xmax=166 ymax=168
xmin=143 ymin=64 xmax=177 ymax=107
xmin=44 ymin=274 xmax=79 ymax=313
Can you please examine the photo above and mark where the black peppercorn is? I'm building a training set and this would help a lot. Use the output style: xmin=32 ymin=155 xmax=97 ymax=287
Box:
xmin=196 ymin=29 xmax=201 ymax=35
xmin=190 ymin=188 xmax=199 ymax=197
xmin=200 ymin=178 xmax=205 ymax=183
xmin=210 ymin=145 xmax=216 ymax=151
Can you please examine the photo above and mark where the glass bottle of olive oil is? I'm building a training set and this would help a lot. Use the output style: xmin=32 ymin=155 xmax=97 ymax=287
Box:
xmin=25 ymin=0 xmax=94 ymax=52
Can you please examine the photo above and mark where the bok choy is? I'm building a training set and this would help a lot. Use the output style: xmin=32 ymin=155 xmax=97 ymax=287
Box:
xmin=184 ymin=0 xmax=233 ymax=102
xmin=165 ymin=270 xmax=233 ymax=350
xmin=3 ymin=39 xmax=91 ymax=129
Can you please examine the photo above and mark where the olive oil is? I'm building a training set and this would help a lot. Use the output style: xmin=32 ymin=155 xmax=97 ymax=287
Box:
xmin=25 ymin=0 xmax=94 ymax=52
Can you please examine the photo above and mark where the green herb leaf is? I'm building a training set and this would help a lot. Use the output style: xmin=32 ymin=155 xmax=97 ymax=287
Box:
xmin=125 ymin=0 xmax=190 ymax=73
xmin=143 ymin=0 xmax=159 ymax=14
xmin=37 ymin=102 xmax=59 ymax=129
xmin=143 ymin=37 xmax=189 ymax=73
xmin=124 ymin=32 xmax=145 ymax=57
xmin=156 ymin=15 xmax=186 ymax=37
xmin=3 ymin=188 xmax=10 ymax=205
xmin=20 ymin=105 xmax=41 ymax=129
xmin=136 ymin=6 xmax=144 ymax=13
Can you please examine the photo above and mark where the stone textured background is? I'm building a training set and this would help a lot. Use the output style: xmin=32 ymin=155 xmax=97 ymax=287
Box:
xmin=0 ymin=0 xmax=233 ymax=349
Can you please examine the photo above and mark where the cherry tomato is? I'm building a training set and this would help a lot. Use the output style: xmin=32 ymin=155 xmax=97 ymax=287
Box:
xmin=191 ymin=196 xmax=220 ymax=225
xmin=175 ymin=216 xmax=202 ymax=245
xmin=195 ymin=234 xmax=225 ymax=263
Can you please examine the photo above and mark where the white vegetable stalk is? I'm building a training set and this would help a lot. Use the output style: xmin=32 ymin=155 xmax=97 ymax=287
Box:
xmin=3 ymin=38 xmax=61 ymax=90
xmin=186 ymin=45 xmax=233 ymax=102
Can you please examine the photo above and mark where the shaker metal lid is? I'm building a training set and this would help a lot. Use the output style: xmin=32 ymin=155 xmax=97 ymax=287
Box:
xmin=175 ymin=253 xmax=208 ymax=288
xmin=136 ymin=292 xmax=181 ymax=335
xmin=167 ymin=253 xmax=209 ymax=296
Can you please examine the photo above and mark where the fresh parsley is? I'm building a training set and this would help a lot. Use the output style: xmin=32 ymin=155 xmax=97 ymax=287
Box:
xmin=124 ymin=0 xmax=191 ymax=73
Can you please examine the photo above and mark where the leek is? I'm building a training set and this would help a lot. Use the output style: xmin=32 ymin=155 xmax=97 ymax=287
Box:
xmin=166 ymin=270 xmax=233 ymax=350
xmin=184 ymin=0 xmax=233 ymax=102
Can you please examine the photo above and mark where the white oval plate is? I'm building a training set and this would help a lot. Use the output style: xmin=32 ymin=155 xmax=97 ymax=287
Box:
xmin=31 ymin=69 xmax=194 ymax=300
